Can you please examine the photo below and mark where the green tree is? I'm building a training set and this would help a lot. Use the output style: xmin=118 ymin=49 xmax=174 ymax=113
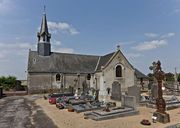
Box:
xmin=165 ymin=72 xmax=174 ymax=82
xmin=147 ymin=73 xmax=154 ymax=81
xmin=0 ymin=76 xmax=17 ymax=90
xmin=177 ymin=73 xmax=180 ymax=83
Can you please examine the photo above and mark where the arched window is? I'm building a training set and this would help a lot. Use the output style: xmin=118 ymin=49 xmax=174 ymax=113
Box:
xmin=87 ymin=74 xmax=91 ymax=80
xmin=56 ymin=74 xmax=61 ymax=81
xmin=116 ymin=65 xmax=122 ymax=77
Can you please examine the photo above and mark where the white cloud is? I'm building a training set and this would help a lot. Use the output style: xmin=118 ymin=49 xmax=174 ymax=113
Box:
xmin=47 ymin=21 xmax=79 ymax=35
xmin=171 ymin=8 xmax=180 ymax=15
xmin=161 ymin=33 xmax=175 ymax=38
xmin=144 ymin=33 xmax=158 ymax=38
xmin=173 ymin=9 xmax=180 ymax=13
xmin=134 ymin=32 xmax=174 ymax=51
xmin=126 ymin=53 xmax=142 ymax=58
xmin=144 ymin=32 xmax=175 ymax=39
xmin=51 ymin=40 xmax=74 ymax=53
xmin=0 ymin=42 xmax=32 ymax=49
xmin=118 ymin=41 xmax=136 ymax=46
xmin=132 ymin=39 xmax=168 ymax=51
xmin=53 ymin=48 xmax=74 ymax=53
xmin=0 ymin=42 xmax=34 ymax=63
xmin=52 ymin=40 xmax=61 ymax=46
xmin=0 ymin=54 xmax=4 ymax=59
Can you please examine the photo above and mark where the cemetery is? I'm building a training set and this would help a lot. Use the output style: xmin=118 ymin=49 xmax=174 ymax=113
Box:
xmin=37 ymin=60 xmax=180 ymax=127
xmin=44 ymin=74 xmax=141 ymax=121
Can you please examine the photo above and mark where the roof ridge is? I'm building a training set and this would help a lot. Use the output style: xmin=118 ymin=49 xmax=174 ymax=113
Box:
xmin=52 ymin=52 xmax=100 ymax=57
xmin=30 ymin=51 xmax=100 ymax=57
xmin=102 ymin=52 xmax=115 ymax=57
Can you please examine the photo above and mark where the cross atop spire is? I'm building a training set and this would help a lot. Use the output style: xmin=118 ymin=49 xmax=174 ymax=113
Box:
xmin=43 ymin=5 xmax=46 ymax=14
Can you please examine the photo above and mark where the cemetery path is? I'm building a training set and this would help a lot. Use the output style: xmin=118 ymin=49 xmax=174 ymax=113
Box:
xmin=0 ymin=95 xmax=58 ymax=128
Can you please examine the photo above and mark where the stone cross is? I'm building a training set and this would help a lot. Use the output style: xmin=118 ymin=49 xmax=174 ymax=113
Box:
xmin=150 ymin=61 xmax=170 ymax=123
xmin=150 ymin=61 xmax=170 ymax=115
xmin=150 ymin=60 xmax=166 ymax=113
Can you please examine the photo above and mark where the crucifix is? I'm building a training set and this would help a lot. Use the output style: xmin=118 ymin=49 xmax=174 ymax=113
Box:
xmin=149 ymin=60 xmax=170 ymax=123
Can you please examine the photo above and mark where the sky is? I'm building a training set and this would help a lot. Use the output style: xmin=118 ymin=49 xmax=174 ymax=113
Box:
xmin=0 ymin=0 xmax=180 ymax=79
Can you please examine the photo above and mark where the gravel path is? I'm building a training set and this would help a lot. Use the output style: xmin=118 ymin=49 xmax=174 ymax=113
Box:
xmin=0 ymin=95 xmax=58 ymax=128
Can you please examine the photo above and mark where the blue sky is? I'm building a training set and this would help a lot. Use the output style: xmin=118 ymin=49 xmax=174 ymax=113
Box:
xmin=0 ymin=0 xmax=180 ymax=79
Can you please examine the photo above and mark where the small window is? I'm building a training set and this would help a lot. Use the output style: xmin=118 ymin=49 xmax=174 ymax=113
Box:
xmin=33 ymin=58 xmax=36 ymax=64
xmin=56 ymin=74 xmax=61 ymax=81
xmin=116 ymin=65 xmax=122 ymax=77
xmin=87 ymin=74 xmax=91 ymax=80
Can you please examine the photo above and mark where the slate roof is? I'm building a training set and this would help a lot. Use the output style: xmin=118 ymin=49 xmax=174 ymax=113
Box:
xmin=28 ymin=51 xmax=100 ymax=73
xmin=28 ymin=50 xmax=147 ymax=79
xmin=39 ymin=13 xmax=49 ymax=36
xmin=135 ymin=68 xmax=148 ymax=79
xmin=96 ymin=52 xmax=115 ymax=71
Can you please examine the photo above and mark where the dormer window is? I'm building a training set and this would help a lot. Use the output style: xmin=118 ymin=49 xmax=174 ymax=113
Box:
xmin=116 ymin=65 xmax=122 ymax=77
xmin=56 ymin=74 xmax=61 ymax=81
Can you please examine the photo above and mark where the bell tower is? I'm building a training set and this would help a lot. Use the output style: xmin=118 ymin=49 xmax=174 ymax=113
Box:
xmin=37 ymin=6 xmax=51 ymax=56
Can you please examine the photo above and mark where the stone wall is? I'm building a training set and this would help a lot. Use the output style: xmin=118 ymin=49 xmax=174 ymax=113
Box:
xmin=28 ymin=73 xmax=52 ymax=93
xmin=28 ymin=72 xmax=93 ymax=94
xmin=94 ymin=72 xmax=101 ymax=90
xmin=124 ymin=68 xmax=135 ymax=92
xmin=99 ymin=51 xmax=135 ymax=96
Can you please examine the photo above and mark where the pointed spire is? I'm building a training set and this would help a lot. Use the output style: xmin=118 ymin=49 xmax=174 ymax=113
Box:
xmin=37 ymin=6 xmax=51 ymax=43
xmin=40 ymin=6 xmax=49 ymax=35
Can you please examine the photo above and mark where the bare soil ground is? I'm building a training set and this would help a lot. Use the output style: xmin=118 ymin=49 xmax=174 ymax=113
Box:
xmin=36 ymin=98 xmax=180 ymax=128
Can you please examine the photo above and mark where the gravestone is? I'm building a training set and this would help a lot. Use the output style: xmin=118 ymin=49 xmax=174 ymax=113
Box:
xmin=128 ymin=86 xmax=140 ymax=104
xmin=68 ymin=86 xmax=74 ymax=94
xmin=89 ymin=87 xmax=95 ymax=96
xmin=121 ymin=95 xmax=137 ymax=110
xmin=111 ymin=81 xmax=121 ymax=101
xmin=74 ymin=88 xmax=81 ymax=96
xmin=151 ymin=84 xmax=158 ymax=100
xmin=82 ymin=80 xmax=89 ymax=94
xmin=95 ymin=89 xmax=99 ymax=101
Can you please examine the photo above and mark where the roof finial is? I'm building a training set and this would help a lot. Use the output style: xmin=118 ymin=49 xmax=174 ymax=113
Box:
xmin=43 ymin=5 xmax=46 ymax=14
xmin=117 ymin=45 xmax=120 ymax=51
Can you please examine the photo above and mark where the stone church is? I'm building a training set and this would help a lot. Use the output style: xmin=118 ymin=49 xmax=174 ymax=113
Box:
xmin=27 ymin=11 xmax=148 ymax=96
